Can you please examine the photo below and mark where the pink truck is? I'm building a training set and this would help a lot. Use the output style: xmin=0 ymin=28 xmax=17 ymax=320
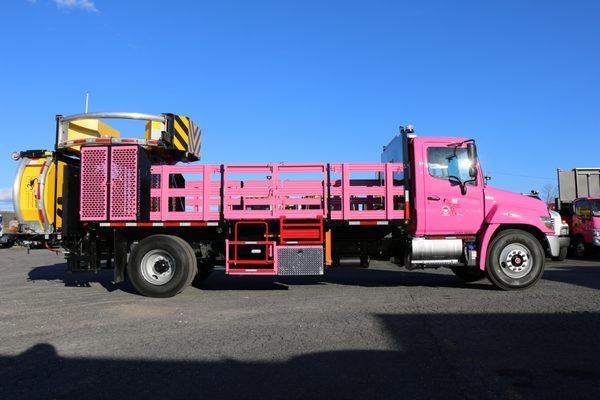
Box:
xmin=557 ymin=168 xmax=600 ymax=257
xmin=12 ymin=113 xmax=560 ymax=297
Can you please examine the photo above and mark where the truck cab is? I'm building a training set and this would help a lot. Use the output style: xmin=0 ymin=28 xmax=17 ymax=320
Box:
xmin=557 ymin=168 xmax=600 ymax=257
xmin=386 ymin=129 xmax=558 ymax=289
xmin=570 ymin=196 xmax=600 ymax=257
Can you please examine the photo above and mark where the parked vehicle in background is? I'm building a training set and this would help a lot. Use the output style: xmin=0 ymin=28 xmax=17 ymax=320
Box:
xmin=557 ymin=168 xmax=600 ymax=257
xmin=0 ymin=214 xmax=15 ymax=249
xmin=524 ymin=191 xmax=569 ymax=260
xmin=549 ymin=209 xmax=569 ymax=260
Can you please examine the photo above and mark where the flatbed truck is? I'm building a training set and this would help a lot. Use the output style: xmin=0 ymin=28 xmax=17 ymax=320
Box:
xmin=12 ymin=112 xmax=560 ymax=297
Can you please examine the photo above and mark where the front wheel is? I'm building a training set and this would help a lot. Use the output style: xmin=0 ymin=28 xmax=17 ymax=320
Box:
xmin=128 ymin=235 xmax=197 ymax=298
xmin=486 ymin=229 xmax=545 ymax=290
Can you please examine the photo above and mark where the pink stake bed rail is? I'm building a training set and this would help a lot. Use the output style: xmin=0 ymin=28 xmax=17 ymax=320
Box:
xmin=149 ymin=162 xmax=405 ymax=221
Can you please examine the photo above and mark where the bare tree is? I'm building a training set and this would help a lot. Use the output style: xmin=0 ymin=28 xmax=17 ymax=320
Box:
xmin=540 ymin=183 xmax=557 ymax=205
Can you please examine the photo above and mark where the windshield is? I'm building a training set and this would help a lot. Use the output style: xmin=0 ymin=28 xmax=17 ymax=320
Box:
xmin=427 ymin=147 xmax=476 ymax=185
xmin=593 ymin=200 xmax=600 ymax=217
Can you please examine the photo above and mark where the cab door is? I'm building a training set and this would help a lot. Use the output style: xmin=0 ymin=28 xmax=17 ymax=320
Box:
xmin=421 ymin=141 xmax=484 ymax=235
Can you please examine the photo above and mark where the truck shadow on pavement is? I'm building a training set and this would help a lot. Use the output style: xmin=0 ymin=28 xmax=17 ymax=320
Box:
xmin=26 ymin=262 xmax=494 ymax=293
xmin=27 ymin=263 xmax=127 ymax=293
xmin=26 ymin=260 xmax=600 ymax=293
xmin=543 ymin=260 xmax=600 ymax=290
xmin=1 ymin=312 xmax=599 ymax=400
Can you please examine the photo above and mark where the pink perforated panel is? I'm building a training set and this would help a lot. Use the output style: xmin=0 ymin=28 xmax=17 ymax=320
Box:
xmin=110 ymin=146 xmax=138 ymax=220
xmin=80 ymin=146 xmax=108 ymax=221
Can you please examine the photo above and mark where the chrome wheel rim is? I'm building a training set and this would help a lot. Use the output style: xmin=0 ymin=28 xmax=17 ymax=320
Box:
xmin=575 ymin=242 xmax=585 ymax=257
xmin=499 ymin=243 xmax=532 ymax=279
xmin=140 ymin=249 xmax=176 ymax=285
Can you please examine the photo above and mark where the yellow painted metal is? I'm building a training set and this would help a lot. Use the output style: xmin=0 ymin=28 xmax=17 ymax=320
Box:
xmin=43 ymin=159 xmax=65 ymax=229
xmin=144 ymin=120 xmax=164 ymax=140
xmin=16 ymin=157 xmax=45 ymax=232
xmin=67 ymin=119 xmax=120 ymax=140
xmin=15 ymin=154 xmax=64 ymax=233
xmin=66 ymin=119 xmax=120 ymax=151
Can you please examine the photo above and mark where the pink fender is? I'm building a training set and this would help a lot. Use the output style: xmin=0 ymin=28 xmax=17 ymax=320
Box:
xmin=477 ymin=186 xmax=553 ymax=270
xmin=478 ymin=223 xmax=500 ymax=270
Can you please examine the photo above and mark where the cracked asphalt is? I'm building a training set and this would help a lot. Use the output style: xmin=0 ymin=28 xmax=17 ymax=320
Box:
xmin=0 ymin=247 xmax=599 ymax=399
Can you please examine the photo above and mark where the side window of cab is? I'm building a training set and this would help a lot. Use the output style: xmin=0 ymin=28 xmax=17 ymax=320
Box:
xmin=426 ymin=147 xmax=477 ymax=186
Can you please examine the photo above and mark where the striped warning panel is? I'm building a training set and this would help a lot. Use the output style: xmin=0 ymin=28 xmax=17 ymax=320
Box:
xmin=173 ymin=115 xmax=190 ymax=153
xmin=171 ymin=114 xmax=201 ymax=159
xmin=99 ymin=221 xmax=219 ymax=228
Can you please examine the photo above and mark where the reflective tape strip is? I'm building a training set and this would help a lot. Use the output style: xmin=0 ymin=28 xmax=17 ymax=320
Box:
xmin=98 ymin=221 xmax=217 ymax=228
xmin=58 ymin=138 xmax=162 ymax=149
xmin=348 ymin=220 xmax=390 ymax=226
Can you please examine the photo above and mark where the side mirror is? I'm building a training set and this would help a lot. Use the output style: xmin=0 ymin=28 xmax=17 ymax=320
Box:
xmin=469 ymin=166 xmax=477 ymax=178
xmin=467 ymin=142 xmax=477 ymax=162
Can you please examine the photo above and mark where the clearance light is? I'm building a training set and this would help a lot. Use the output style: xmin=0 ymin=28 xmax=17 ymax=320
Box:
xmin=11 ymin=152 xmax=20 ymax=160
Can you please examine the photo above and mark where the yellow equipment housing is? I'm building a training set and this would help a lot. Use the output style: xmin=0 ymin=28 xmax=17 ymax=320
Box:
xmin=13 ymin=153 xmax=65 ymax=234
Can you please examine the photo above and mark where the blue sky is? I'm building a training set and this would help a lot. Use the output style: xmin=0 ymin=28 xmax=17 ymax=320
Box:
xmin=1 ymin=0 xmax=599 ymax=210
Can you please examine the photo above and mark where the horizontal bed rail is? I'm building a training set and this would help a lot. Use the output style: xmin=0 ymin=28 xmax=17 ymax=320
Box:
xmin=144 ymin=162 xmax=404 ymax=221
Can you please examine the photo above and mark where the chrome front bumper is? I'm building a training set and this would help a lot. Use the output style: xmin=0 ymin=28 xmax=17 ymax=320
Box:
xmin=547 ymin=234 xmax=570 ymax=257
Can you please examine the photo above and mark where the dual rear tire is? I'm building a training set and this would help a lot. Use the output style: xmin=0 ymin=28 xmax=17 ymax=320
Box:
xmin=128 ymin=235 xmax=198 ymax=298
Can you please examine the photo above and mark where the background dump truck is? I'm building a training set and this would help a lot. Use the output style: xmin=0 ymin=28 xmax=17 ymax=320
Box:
xmin=557 ymin=168 xmax=600 ymax=257
xmin=11 ymin=112 xmax=559 ymax=297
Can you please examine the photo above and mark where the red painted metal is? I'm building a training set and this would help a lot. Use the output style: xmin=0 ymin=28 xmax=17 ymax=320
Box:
xmin=279 ymin=216 xmax=324 ymax=244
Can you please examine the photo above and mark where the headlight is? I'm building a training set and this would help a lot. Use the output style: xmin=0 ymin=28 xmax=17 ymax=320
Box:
xmin=540 ymin=216 xmax=554 ymax=230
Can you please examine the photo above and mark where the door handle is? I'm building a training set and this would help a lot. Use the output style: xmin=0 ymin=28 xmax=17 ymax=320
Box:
xmin=427 ymin=195 xmax=440 ymax=201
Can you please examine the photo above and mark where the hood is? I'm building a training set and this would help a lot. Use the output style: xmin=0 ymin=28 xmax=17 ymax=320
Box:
xmin=484 ymin=186 xmax=553 ymax=233
xmin=485 ymin=186 xmax=549 ymax=213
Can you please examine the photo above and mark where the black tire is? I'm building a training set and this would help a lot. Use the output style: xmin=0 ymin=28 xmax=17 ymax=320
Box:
xmin=486 ymin=229 xmax=545 ymax=290
xmin=571 ymin=236 xmax=587 ymax=259
xmin=552 ymin=246 xmax=568 ymax=262
xmin=451 ymin=266 xmax=487 ymax=282
xmin=127 ymin=235 xmax=197 ymax=298
xmin=192 ymin=259 xmax=215 ymax=286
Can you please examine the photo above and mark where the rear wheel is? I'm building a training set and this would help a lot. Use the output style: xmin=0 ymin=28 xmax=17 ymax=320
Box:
xmin=128 ymin=235 xmax=197 ymax=298
xmin=451 ymin=266 xmax=487 ymax=282
xmin=486 ymin=229 xmax=545 ymax=290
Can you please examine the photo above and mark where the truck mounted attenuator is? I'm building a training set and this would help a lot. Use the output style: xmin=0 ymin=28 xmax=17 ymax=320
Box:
xmin=11 ymin=112 xmax=561 ymax=297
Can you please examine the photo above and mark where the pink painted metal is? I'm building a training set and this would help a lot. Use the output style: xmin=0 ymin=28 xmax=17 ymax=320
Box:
xmin=477 ymin=186 xmax=555 ymax=269
xmin=149 ymin=164 xmax=221 ymax=221
xmin=109 ymin=146 xmax=138 ymax=220
xmin=148 ymin=162 xmax=403 ymax=221
xmin=568 ymin=196 xmax=600 ymax=245
xmin=80 ymin=146 xmax=108 ymax=221
xmin=329 ymin=163 xmax=404 ymax=220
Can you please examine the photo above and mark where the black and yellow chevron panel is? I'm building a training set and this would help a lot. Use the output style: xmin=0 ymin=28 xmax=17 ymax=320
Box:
xmin=166 ymin=114 xmax=202 ymax=162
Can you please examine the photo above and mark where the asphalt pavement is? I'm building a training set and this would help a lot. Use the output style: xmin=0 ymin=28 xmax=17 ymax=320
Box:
xmin=0 ymin=247 xmax=599 ymax=400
